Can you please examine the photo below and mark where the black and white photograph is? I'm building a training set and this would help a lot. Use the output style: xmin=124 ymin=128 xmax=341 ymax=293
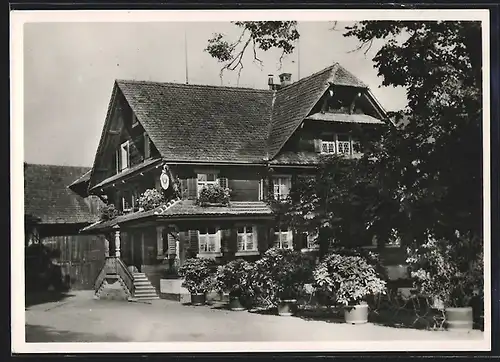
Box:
xmin=11 ymin=9 xmax=491 ymax=353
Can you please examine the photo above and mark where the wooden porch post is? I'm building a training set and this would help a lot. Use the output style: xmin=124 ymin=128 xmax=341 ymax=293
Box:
xmin=114 ymin=227 xmax=121 ymax=258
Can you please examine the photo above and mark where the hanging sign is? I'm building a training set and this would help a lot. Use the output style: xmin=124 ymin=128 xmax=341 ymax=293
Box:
xmin=160 ymin=168 xmax=170 ymax=190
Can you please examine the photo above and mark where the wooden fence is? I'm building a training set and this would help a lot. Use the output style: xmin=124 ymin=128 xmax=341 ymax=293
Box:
xmin=43 ymin=234 xmax=106 ymax=290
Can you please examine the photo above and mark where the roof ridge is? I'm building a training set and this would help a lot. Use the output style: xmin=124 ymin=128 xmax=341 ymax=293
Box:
xmin=116 ymin=79 xmax=272 ymax=93
xmin=276 ymin=63 xmax=338 ymax=91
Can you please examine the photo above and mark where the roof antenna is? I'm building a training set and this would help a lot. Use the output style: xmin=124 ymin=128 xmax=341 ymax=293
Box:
xmin=184 ymin=28 xmax=189 ymax=85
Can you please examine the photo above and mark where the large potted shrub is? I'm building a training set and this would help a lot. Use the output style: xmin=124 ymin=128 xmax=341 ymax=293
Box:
xmin=313 ymin=252 xmax=387 ymax=324
xmin=178 ymin=258 xmax=215 ymax=306
xmin=250 ymin=248 xmax=315 ymax=316
xmin=197 ymin=184 xmax=231 ymax=207
xmin=406 ymin=235 xmax=484 ymax=331
xmin=213 ymin=259 xmax=253 ymax=311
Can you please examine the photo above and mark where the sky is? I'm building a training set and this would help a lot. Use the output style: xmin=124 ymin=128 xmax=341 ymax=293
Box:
xmin=23 ymin=21 xmax=408 ymax=167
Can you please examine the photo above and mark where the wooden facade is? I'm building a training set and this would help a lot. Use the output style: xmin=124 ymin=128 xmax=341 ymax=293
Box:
xmin=81 ymin=64 xmax=403 ymax=298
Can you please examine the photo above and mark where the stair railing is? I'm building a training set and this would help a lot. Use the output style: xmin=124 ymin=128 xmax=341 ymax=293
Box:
xmin=93 ymin=256 xmax=135 ymax=296
xmin=115 ymin=257 xmax=135 ymax=296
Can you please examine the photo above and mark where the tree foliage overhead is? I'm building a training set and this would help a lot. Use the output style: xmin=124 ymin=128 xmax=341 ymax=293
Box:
xmin=207 ymin=21 xmax=483 ymax=249
xmin=205 ymin=21 xmax=299 ymax=78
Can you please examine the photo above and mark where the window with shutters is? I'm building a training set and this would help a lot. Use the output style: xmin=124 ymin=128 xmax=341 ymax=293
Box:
xmin=237 ymin=226 xmax=257 ymax=251
xmin=272 ymin=176 xmax=291 ymax=200
xmin=198 ymin=227 xmax=221 ymax=253
xmin=274 ymin=226 xmax=293 ymax=249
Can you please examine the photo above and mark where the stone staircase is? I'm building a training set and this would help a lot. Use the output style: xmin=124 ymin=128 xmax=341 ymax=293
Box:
xmin=130 ymin=272 xmax=159 ymax=301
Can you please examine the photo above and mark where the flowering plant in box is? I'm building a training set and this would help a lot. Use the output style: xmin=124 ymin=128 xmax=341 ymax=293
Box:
xmin=99 ymin=204 xmax=122 ymax=221
xmin=197 ymin=184 xmax=231 ymax=206
xmin=137 ymin=188 xmax=165 ymax=211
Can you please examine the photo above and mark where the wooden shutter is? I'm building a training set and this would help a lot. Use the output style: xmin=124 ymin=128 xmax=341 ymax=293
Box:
xmin=188 ymin=230 xmax=198 ymax=256
xmin=313 ymin=139 xmax=322 ymax=153
xmin=221 ymin=229 xmax=232 ymax=253
xmin=257 ymin=226 xmax=267 ymax=252
xmin=187 ymin=177 xmax=198 ymax=199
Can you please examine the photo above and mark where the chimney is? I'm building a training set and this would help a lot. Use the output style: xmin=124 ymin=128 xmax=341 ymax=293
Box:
xmin=279 ymin=72 xmax=292 ymax=87
xmin=268 ymin=74 xmax=275 ymax=90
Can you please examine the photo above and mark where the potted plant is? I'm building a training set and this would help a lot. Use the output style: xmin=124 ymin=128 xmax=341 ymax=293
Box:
xmin=178 ymin=258 xmax=215 ymax=306
xmin=406 ymin=234 xmax=484 ymax=331
xmin=250 ymin=248 xmax=314 ymax=316
xmin=313 ymin=252 xmax=387 ymax=324
xmin=197 ymin=184 xmax=231 ymax=207
xmin=213 ymin=259 xmax=253 ymax=311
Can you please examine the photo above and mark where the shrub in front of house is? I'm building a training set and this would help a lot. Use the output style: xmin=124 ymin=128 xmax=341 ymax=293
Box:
xmin=99 ymin=204 xmax=122 ymax=221
xmin=137 ymin=188 xmax=166 ymax=211
xmin=406 ymin=234 xmax=483 ymax=330
xmin=197 ymin=184 xmax=231 ymax=206
xmin=249 ymin=248 xmax=315 ymax=314
xmin=313 ymin=252 xmax=387 ymax=324
xmin=213 ymin=259 xmax=254 ymax=310
xmin=178 ymin=257 xmax=216 ymax=305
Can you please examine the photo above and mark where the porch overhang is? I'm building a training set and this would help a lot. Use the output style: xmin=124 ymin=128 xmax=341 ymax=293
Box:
xmin=89 ymin=157 xmax=163 ymax=193
xmin=80 ymin=200 xmax=274 ymax=234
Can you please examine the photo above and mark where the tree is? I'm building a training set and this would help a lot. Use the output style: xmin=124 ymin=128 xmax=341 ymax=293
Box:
xmin=205 ymin=21 xmax=299 ymax=79
xmin=343 ymin=21 xmax=482 ymax=247
xmin=207 ymin=21 xmax=483 ymax=249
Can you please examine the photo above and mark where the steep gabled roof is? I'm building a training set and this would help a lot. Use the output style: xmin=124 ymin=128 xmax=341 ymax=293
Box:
xmin=89 ymin=63 xmax=379 ymax=183
xmin=116 ymin=81 xmax=274 ymax=163
xmin=267 ymin=63 xmax=369 ymax=158
xmin=24 ymin=163 xmax=103 ymax=224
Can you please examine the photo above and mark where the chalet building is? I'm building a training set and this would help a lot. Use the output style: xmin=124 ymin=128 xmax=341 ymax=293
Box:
xmin=80 ymin=63 xmax=393 ymax=301
xmin=24 ymin=163 xmax=105 ymax=290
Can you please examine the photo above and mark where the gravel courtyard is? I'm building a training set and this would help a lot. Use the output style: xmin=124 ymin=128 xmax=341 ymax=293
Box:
xmin=25 ymin=291 xmax=484 ymax=343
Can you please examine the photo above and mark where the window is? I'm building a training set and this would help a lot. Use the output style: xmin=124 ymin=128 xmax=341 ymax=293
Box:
xmin=117 ymin=141 xmax=130 ymax=172
xmin=274 ymin=226 xmax=293 ymax=249
xmin=307 ymin=232 xmax=319 ymax=249
xmin=237 ymin=226 xmax=257 ymax=251
xmin=320 ymin=134 xmax=353 ymax=156
xmin=273 ymin=176 xmax=291 ymax=200
xmin=197 ymin=173 xmax=218 ymax=196
xmin=218 ymin=177 xmax=228 ymax=189
xmin=321 ymin=141 xmax=336 ymax=154
xmin=336 ymin=134 xmax=351 ymax=155
xmin=122 ymin=189 xmax=138 ymax=212
xmin=198 ymin=227 xmax=220 ymax=253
